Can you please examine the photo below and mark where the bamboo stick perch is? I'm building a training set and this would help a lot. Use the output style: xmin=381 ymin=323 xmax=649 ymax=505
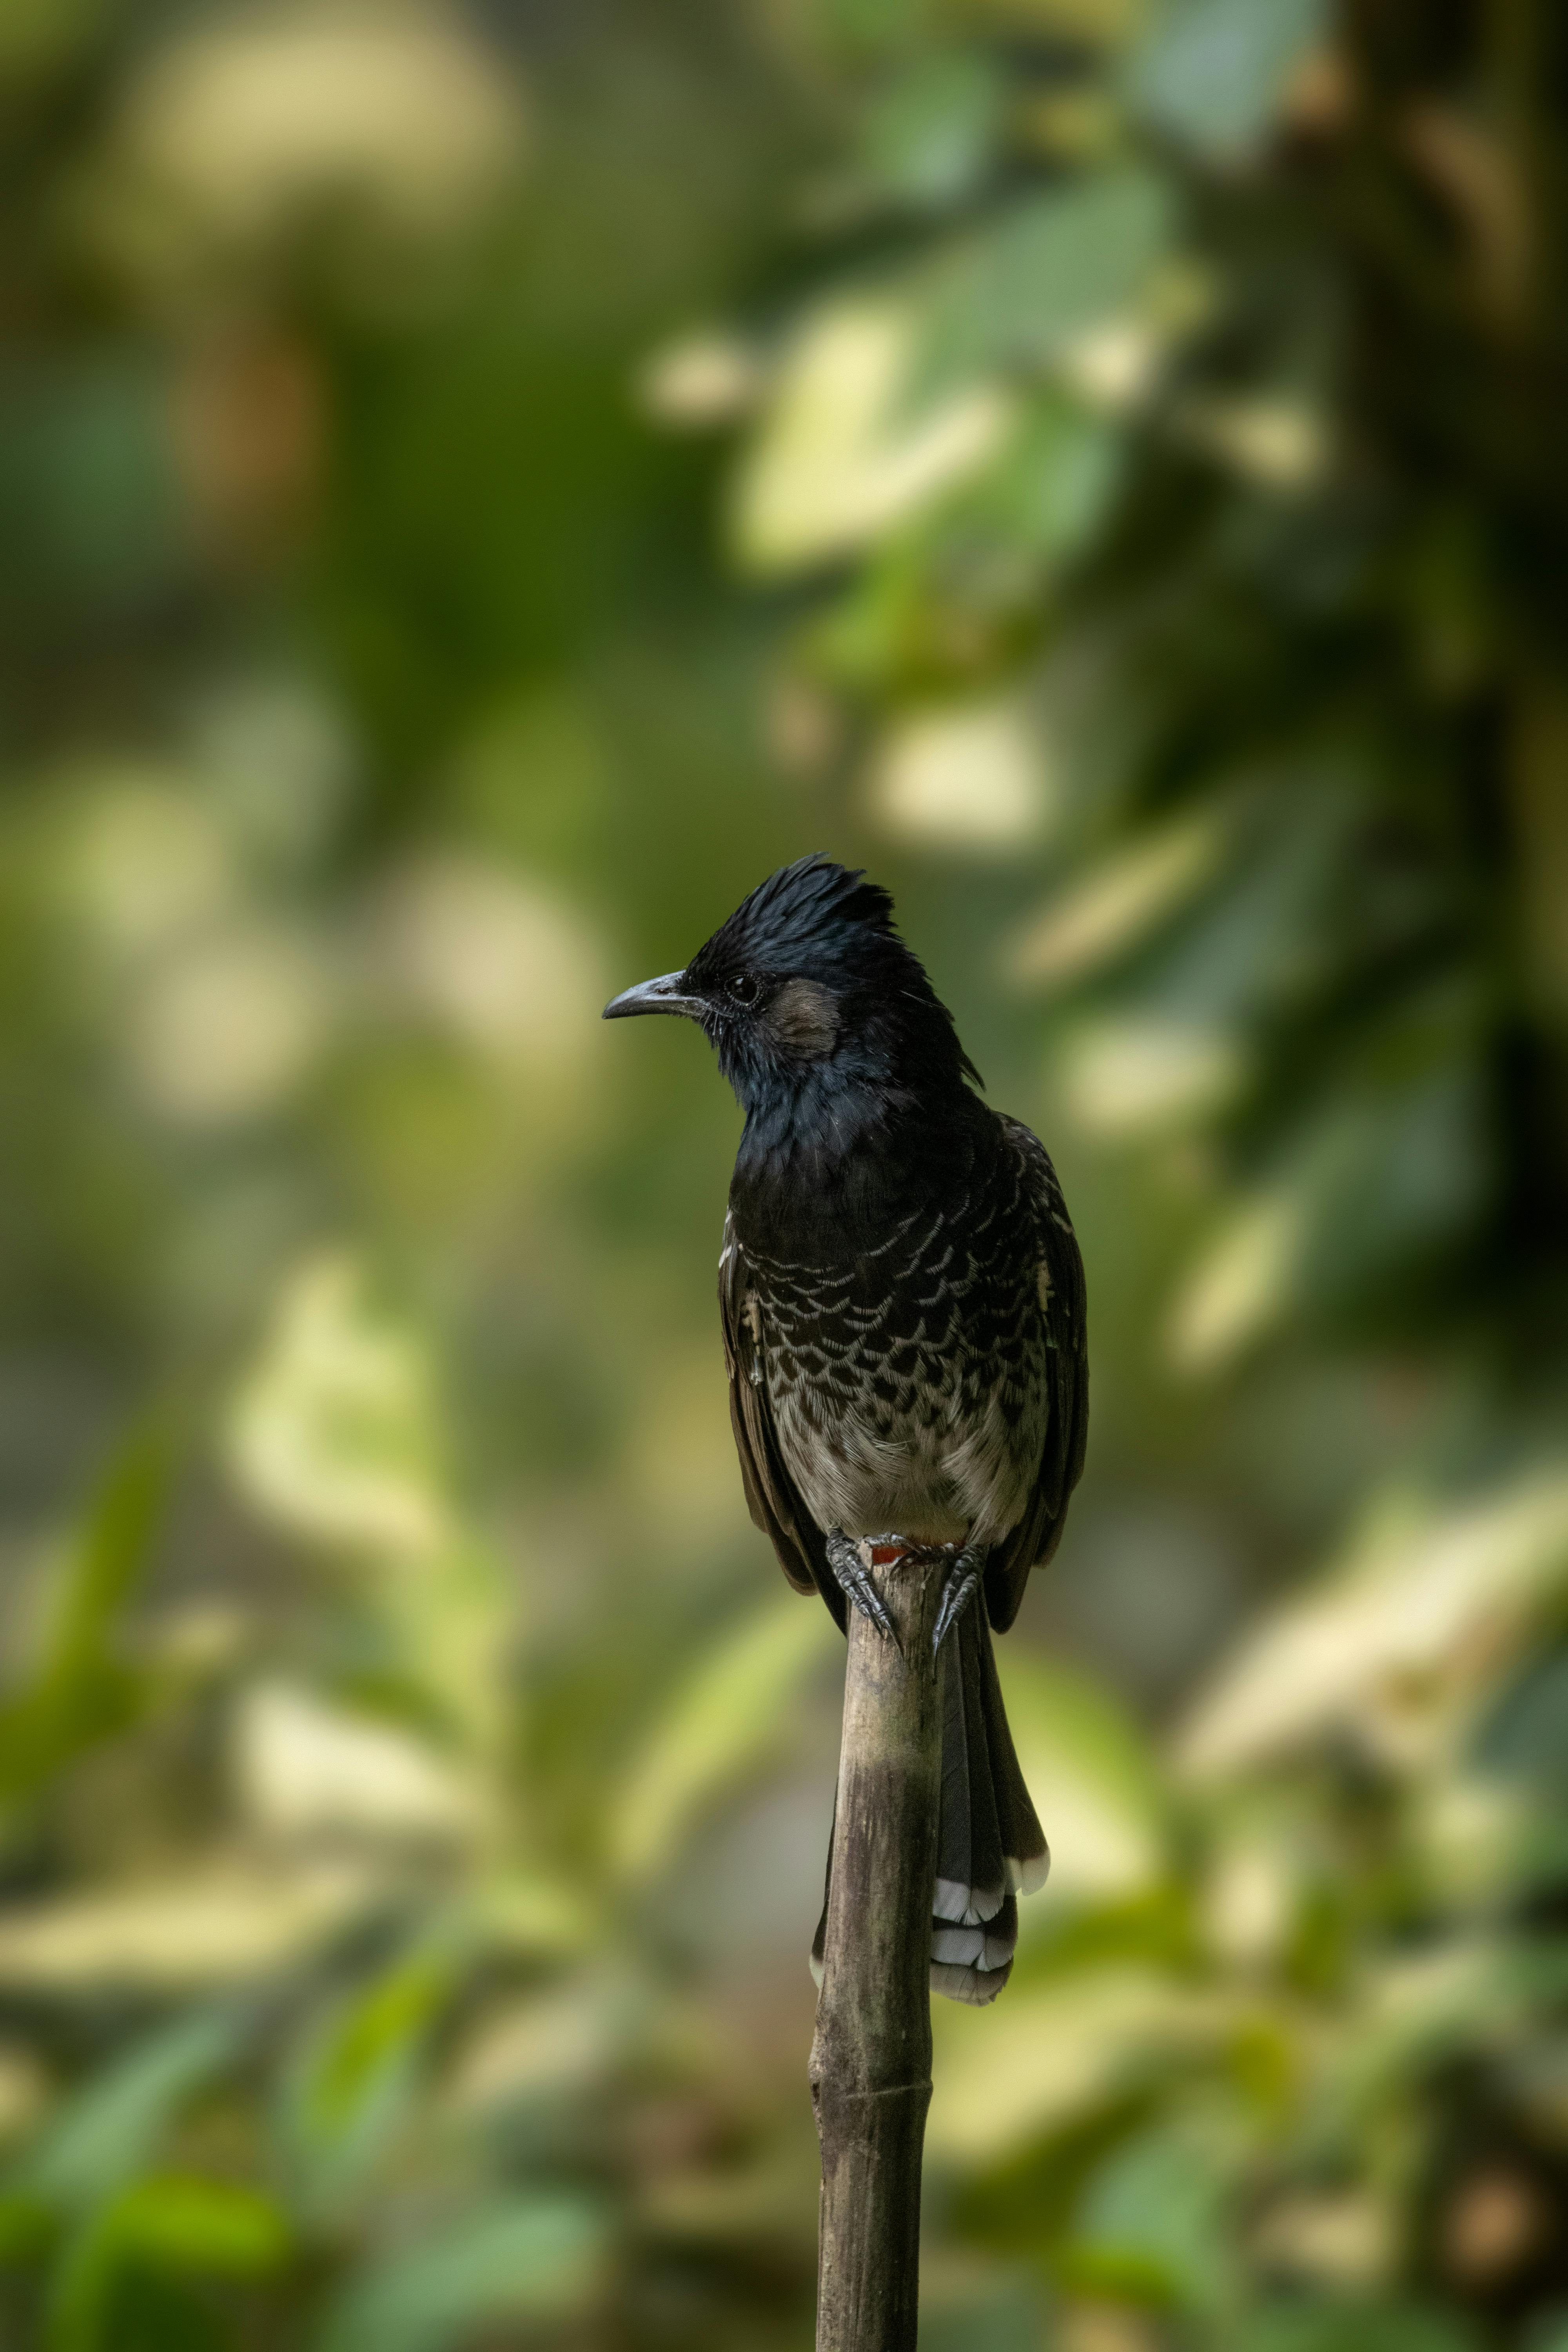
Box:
xmin=811 ymin=1541 xmax=946 ymax=2352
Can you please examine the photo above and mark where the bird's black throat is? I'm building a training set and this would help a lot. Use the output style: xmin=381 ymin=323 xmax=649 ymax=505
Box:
xmin=728 ymin=1047 xmax=990 ymax=1264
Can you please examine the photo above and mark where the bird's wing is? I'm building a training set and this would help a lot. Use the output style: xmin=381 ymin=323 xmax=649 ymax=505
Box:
xmin=719 ymin=1212 xmax=846 ymax=1629
xmin=985 ymin=1116 xmax=1089 ymax=1633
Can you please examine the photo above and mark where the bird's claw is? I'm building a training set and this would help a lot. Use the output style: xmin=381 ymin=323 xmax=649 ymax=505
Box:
xmin=825 ymin=1530 xmax=901 ymax=1649
xmin=932 ymin=1545 xmax=984 ymax=1655
xmin=826 ymin=1532 xmax=986 ymax=1657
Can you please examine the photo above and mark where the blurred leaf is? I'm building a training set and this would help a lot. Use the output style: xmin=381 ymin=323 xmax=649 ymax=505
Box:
xmin=867 ymin=699 xmax=1048 ymax=854
xmin=0 ymin=1421 xmax=172 ymax=1808
xmin=1183 ymin=390 xmax=1330 ymax=492
xmin=299 ymin=1951 xmax=452 ymax=2136
xmin=227 ymin=1254 xmax=449 ymax=1560
xmin=48 ymin=2251 xmax=223 ymax=2352
xmin=980 ymin=393 xmax=1127 ymax=565
xmin=1123 ymin=772 xmax=1356 ymax=1030
xmin=608 ymin=1592 xmax=837 ymax=1881
xmin=443 ymin=1978 xmax=619 ymax=2121
xmin=1129 ymin=0 xmax=1328 ymax=156
xmin=1309 ymin=1940 xmax=1558 ymax=2136
xmin=0 ymin=362 xmax=179 ymax=628
xmin=731 ymin=298 xmax=1009 ymax=573
xmin=1474 ymin=1646 xmax=1568 ymax=1790
xmin=370 ymin=851 xmax=609 ymax=1081
xmin=1165 ymin=1180 xmax=1307 ymax=1372
xmin=95 ymin=15 xmax=527 ymax=309
xmin=1179 ymin=1470 xmax=1568 ymax=1776
xmin=1170 ymin=1057 xmax=1490 ymax=1370
xmin=920 ymin=2269 xmax=1044 ymax=2351
xmin=22 ymin=2011 xmax=240 ymax=2216
xmin=1065 ymin=2121 xmax=1234 ymax=2311
xmin=859 ymin=50 xmax=1004 ymax=211
xmin=1238 ymin=2300 xmax=1480 ymax=2352
xmin=915 ymin=170 xmax=1173 ymax=395
xmin=315 ymin=2196 xmax=604 ymax=2352
xmin=280 ymin=1945 xmax=457 ymax=2218
xmin=813 ymin=0 xmax=929 ymax=58
xmin=473 ymin=1870 xmax=595 ymax=1960
xmin=995 ymin=1652 xmax=1167 ymax=1907
xmin=227 ymin=1257 xmax=508 ymax=1752
xmin=0 ymin=0 xmax=106 ymax=90
xmin=51 ymin=2171 xmax=289 ymax=2343
xmin=0 ymin=1867 xmax=379 ymax=1996
xmin=1010 ymin=808 xmax=1227 ymax=989
xmin=234 ymin=1678 xmax=479 ymax=1849
xmin=0 ymin=2190 xmax=52 ymax=2259
xmin=1408 ymin=1769 xmax=1527 ymax=1909
xmin=929 ymin=1968 xmax=1223 ymax=2161
xmin=98 ymin=2173 xmax=289 ymax=2272
xmin=976 ymin=0 xmax=1139 ymax=39
xmin=1061 ymin=1011 xmax=1245 ymax=1138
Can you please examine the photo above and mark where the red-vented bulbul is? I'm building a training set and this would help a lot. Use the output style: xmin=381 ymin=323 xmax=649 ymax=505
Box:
xmin=605 ymin=857 xmax=1087 ymax=2001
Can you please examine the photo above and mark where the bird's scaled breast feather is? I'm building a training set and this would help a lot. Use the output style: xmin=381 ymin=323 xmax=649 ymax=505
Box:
xmin=719 ymin=1212 xmax=845 ymax=1626
xmin=717 ymin=1116 xmax=1084 ymax=1639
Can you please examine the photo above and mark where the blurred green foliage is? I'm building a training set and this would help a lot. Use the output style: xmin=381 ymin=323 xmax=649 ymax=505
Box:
xmin=0 ymin=2 xmax=1565 ymax=2348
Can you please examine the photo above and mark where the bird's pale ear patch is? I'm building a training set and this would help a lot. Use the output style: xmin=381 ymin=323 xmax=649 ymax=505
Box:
xmin=768 ymin=977 xmax=841 ymax=1058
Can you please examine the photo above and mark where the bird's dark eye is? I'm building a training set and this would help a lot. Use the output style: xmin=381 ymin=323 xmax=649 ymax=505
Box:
xmin=727 ymin=973 xmax=761 ymax=1007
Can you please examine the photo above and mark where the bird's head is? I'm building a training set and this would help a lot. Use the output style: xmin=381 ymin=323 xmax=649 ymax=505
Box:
xmin=603 ymin=855 xmax=980 ymax=1118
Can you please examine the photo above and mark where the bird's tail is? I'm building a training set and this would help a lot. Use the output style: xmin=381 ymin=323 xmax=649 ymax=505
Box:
xmin=928 ymin=1603 xmax=1048 ymax=2002
xmin=811 ymin=1605 xmax=1049 ymax=2006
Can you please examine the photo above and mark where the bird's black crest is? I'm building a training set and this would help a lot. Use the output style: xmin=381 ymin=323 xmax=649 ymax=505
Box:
xmin=688 ymin=855 xmax=982 ymax=1098
xmin=688 ymin=855 xmax=895 ymax=982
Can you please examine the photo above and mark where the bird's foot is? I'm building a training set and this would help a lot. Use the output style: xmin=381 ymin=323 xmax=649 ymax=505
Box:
xmin=824 ymin=1530 xmax=908 ymax=1648
xmin=932 ymin=1544 xmax=985 ymax=1656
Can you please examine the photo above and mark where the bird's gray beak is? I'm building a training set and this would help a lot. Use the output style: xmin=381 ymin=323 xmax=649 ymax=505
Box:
xmin=602 ymin=970 xmax=706 ymax=1022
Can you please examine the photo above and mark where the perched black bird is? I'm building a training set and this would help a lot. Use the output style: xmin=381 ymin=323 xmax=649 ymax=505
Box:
xmin=605 ymin=857 xmax=1087 ymax=2002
